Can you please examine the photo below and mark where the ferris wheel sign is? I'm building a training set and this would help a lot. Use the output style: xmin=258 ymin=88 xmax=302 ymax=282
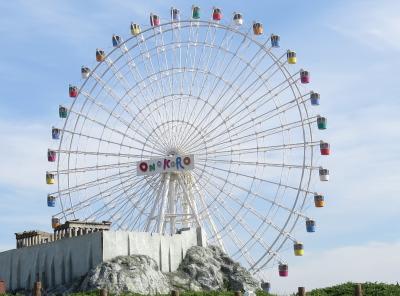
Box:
xmin=137 ymin=155 xmax=195 ymax=176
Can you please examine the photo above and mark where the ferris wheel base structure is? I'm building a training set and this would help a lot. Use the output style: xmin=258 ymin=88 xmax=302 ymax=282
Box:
xmin=0 ymin=227 xmax=206 ymax=292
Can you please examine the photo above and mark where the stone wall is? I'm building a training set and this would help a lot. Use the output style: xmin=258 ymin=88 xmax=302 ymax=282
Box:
xmin=0 ymin=228 xmax=205 ymax=292
xmin=0 ymin=232 xmax=102 ymax=291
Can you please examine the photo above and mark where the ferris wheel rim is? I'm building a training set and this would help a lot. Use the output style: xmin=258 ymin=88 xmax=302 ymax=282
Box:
xmin=49 ymin=12 xmax=327 ymax=276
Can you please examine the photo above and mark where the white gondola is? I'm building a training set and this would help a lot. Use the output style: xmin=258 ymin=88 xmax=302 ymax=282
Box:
xmin=233 ymin=12 xmax=243 ymax=25
xmin=319 ymin=168 xmax=330 ymax=181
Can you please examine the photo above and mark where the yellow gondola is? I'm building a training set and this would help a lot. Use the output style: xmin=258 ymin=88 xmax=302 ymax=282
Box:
xmin=287 ymin=50 xmax=297 ymax=64
xmin=294 ymin=242 xmax=304 ymax=256
xmin=130 ymin=23 xmax=141 ymax=36
xmin=46 ymin=172 xmax=55 ymax=184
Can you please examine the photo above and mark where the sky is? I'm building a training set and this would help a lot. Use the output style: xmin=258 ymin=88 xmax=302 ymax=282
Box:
xmin=0 ymin=0 xmax=399 ymax=294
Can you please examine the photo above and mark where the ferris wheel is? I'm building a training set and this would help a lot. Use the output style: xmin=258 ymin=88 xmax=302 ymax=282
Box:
xmin=46 ymin=6 xmax=330 ymax=278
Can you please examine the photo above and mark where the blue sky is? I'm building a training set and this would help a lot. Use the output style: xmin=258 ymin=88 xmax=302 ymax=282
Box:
xmin=0 ymin=0 xmax=399 ymax=294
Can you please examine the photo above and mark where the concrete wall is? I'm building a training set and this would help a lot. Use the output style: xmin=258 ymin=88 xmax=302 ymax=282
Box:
xmin=0 ymin=228 xmax=206 ymax=292
xmin=0 ymin=232 xmax=102 ymax=291
xmin=102 ymin=227 xmax=206 ymax=272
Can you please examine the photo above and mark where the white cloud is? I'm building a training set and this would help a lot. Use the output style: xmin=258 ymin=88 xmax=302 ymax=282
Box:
xmin=0 ymin=120 xmax=49 ymax=190
xmin=269 ymin=240 xmax=400 ymax=295
xmin=327 ymin=2 xmax=400 ymax=52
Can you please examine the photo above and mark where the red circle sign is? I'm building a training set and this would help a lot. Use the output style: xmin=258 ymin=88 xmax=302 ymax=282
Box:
xmin=139 ymin=162 xmax=148 ymax=172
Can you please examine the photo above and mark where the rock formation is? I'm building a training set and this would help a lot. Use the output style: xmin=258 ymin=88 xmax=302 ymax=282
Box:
xmin=50 ymin=245 xmax=260 ymax=295
xmin=167 ymin=245 xmax=260 ymax=292
xmin=80 ymin=255 xmax=170 ymax=295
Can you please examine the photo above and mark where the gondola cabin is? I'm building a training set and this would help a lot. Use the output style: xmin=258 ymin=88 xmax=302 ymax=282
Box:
xmin=69 ymin=85 xmax=78 ymax=98
xmin=112 ymin=35 xmax=122 ymax=47
xmin=52 ymin=217 xmax=60 ymax=229
xmin=52 ymin=127 xmax=61 ymax=140
xmin=317 ymin=116 xmax=327 ymax=130
xmin=278 ymin=264 xmax=288 ymax=277
xmin=320 ymin=141 xmax=330 ymax=155
xmin=150 ymin=13 xmax=160 ymax=26
xmin=306 ymin=219 xmax=316 ymax=232
xmin=131 ymin=23 xmax=141 ymax=36
xmin=253 ymin=22 xmax=263 ymax=35
xmin=59 ymin=105 xmax=68 ymax=118
xmin=294 ymin=242 xmax=304 ymax=256
xmin=261 ymin=282 xmax=271 ymax=293
xmin=314 ymin=194 xmax=325 ymax=207
xmin=287 ymin=50 xmax=297 ymax=64
xmin=271 ymin=34 xmax=280 ymax=48
xmin=171 ymin=8 xmax=180 ymax=22
xmin=81 ymin=66 xmax=91 ymax=79
xmin=47 ymin=149 xmax=56 ymax=162
xmin=310 ymin=92 xmax=320 ymax=105
xmin=319 ymin=168 xmax=330 ymax=181
xmin=192 ymin=6 xmax=200 ymax=19
xmin=213 ymin=8 xmax=222 ymax=21
xmin=96 ymin=49 xmax=106 ymax=62
xmin=46 ymin=172 xmax=55 ymax=185
xmin=233 ymin=13 xmax=243 ymax=25
xmin=47 ymin=195 xmax=56 ymax=207
xmin=300 ymin=69 xmax=310 ymax=84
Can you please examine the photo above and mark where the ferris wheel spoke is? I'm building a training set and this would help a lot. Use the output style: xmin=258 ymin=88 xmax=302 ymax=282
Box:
xmin=60 ymin=127 xmax=165 ymax=156
xmin=181 ymin=43 xmax=286 ymax=148
xmin=56 ymin=149 xmax=156 ymax=159
xmin=192 ymin=181 xmax=226 ymax=251
xmin=54 ymin=168 xmax=134 ymax=196
xmin=86 ymin=77 xmax=167 ymax=148
xmin=193 ymin=173 xmax=272 ymax=268
xmin=86 ymin=175 xmax=159 ymax=224
xmin=191 ymin=116 xmax=318 ymax=155
xmin=67 ymin=106 xmax=165 ymax=153
xmin=193 ymin=170 xmax=291 ymax=268
xmin=179 ymin=33 xmax=257 ymax=147
xmin=197 ymin=158 xmax=319 ymax=171
xmin=195 ymin=141 xmax=320 ymax=158
xmin=193 ymin=165 xmax=310 ymax=217
xmin=95 ymin=49 xmax=173 ymax=147
xmin=200 ymin=74 xmax=303 ymax=146
xmin=54 ymin=173 xmax=139 ymax=217
xmin=77 ymin=90 xmax=167 ymax=152
xmin=193 ymin=142 xmax=319 ymax=160
xmin=91 ymin=174 xmax=160 ymax=226
xmin=198 ymin=161 xmax=313 ymax=195
xmin=193 ymin=168 xmax=309 ymax=233
xmin=115 ymin=179 xmax=160 ymax=230
xmin=48 ymin=160 xmax=136 ymax=175
xmin=180 ymin=29 xmax=234 ymax=143
xmin=187 ymin=97 xmax=311 ymax=154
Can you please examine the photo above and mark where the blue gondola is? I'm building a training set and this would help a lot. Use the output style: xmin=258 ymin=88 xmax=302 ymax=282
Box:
xmin=112 ymin=35 xmax=122 ymax=47
xmin=47 ymin=195 xmax=56 ymax=207
xmin=306 ymin=219 xmax=316 ymax=232
xmin=52 ymin=127 xmax=61 ymax=140
xmin=310 ymin=92 xmax=320 ymax=105
xmin=271 ymin=34 xmax=280 ymax=48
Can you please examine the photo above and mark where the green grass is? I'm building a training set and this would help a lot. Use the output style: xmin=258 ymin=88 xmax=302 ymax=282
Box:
xmin=307 ymin=282 xmax=400 ymax=296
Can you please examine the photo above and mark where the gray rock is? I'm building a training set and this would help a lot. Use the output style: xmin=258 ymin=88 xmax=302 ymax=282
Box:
xmin=80 ymin=255 xmax=170 ymax=295
xmin=170 ymin=245 xmax=260 ymax=291
xmin=44 ymin=245 xmax=260 ymax=295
